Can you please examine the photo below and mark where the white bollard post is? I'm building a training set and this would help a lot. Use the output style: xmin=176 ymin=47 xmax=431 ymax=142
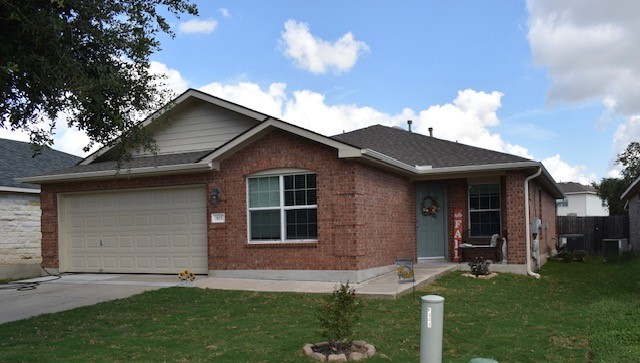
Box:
xmin=420 ymin=295 xmax=444 ymax=363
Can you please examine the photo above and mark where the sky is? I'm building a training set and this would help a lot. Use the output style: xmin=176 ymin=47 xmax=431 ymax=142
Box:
xmin=3 ymin=0 xmax=639 ymax=185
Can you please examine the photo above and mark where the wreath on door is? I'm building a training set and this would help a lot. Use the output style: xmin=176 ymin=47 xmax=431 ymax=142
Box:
xmin=421 ymin=196 xmax=439 ymax=217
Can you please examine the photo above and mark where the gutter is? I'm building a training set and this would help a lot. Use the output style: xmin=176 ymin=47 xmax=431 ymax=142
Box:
xmin=0 ymin=186 xmax=40 ymax=194
xmin=524 ymin=167 xmax=542 ymax=279
xmin=16 ymin=163 xmax=212 ymax=184
xmin=413 ymin=161 xmax=542 ymax=175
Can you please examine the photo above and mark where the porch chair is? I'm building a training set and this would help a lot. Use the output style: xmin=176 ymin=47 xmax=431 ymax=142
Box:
xmin=459 ymin=230 xmax=503 ymax=263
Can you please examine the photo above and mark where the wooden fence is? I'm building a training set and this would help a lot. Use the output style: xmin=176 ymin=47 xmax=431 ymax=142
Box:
xmin=556 ymin=215 xmax=629 ymax=253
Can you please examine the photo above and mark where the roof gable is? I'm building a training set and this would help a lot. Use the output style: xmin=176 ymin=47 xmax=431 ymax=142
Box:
xmin=81 ymin=88 xmax=273 ymax=165
xmin=621 ymin=175 xmax=640 ymax=200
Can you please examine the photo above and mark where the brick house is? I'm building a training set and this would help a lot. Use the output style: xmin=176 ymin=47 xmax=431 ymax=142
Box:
xmin=0 ymin=139 xmax=81 ymax=279
xmin=21 ymin=89 xmax=563 ymax=281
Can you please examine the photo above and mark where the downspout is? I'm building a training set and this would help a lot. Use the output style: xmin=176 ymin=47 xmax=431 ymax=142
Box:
xmin=524 ymin=167 xmax=542 ymax=279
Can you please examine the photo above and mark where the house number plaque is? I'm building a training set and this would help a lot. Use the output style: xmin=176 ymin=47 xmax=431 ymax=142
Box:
xmin=211 ymin=213 xmax=225 ymax=223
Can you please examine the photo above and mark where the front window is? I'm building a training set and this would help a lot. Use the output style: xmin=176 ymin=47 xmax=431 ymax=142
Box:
xmin=469 ymin=184 xmax=501 ymax=236
xmin=247 ymin=173 xmax=317 ymax=242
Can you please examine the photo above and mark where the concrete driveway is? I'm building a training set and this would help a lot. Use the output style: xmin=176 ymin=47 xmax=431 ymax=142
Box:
xmin=0 ymin=274 xmax=179 ymax=325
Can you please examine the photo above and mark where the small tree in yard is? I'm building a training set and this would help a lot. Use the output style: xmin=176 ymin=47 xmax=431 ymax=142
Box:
xmin=317 ymin=282 xmax=363 ymax=351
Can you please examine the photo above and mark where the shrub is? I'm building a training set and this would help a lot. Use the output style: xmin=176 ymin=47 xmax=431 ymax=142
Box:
xmin=317 ymin=281 xmax=363 ymax=350
xmin=468 ymin=257 xmax=490 ymax=276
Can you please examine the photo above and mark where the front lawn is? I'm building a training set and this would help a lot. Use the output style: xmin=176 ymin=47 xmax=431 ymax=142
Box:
xmin=0 ymin=257 xmax=638 ymax=362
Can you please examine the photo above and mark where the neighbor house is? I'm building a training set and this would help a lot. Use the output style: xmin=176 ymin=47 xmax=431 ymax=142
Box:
xmin=557 ymin=182 xmax=608 ymax=216
xmin=20 ymin=89 xmax=563 ymax=281
xmin=621 ymin=176 xmax=640 ymax=252
xmin=0 ymin=139 xmax=81 ymax=279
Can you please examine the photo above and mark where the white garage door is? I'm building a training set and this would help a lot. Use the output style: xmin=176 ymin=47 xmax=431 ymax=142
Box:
xmin=61 ymin=186 xmax=208 ymax=274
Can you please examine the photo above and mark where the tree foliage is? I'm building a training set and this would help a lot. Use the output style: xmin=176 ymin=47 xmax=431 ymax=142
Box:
xmin=593 ymin=142 xmax=640 ymax=215
xmin=0 ymin=0 xmax=197 ymax=156
xmin=616 ymin=141 xmax=640 ymax=182
xmin=593 ymin=178 xmax=628 ymax=215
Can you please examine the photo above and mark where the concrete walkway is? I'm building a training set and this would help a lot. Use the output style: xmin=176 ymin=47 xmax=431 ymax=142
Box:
xmin=0 ymin=262 xmax=457 ymax=324
xmin=196 ymin=261 xmax=458 ymax=299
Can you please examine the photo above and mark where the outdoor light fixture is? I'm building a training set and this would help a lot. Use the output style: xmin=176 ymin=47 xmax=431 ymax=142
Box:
xmin=210 ymin=187 xmax=221 ymax=204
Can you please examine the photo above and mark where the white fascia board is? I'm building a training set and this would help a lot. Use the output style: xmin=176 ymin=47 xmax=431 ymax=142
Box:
xmin=201 ymin=119 xmax=362 ymax=163
xmin=360 ymin=149 xmax=417 ymax=173
xmin=80 ymin=89 xmax=272 ymax=166
xmin=16 ymin=163 xmax=212 ymax=184
xmin=0 ymin=186 xmax=40 ymax=194
xmin=413 ymin=161 xmax=541 ymax=175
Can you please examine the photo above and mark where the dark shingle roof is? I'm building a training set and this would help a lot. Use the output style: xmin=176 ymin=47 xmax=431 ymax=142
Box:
xmin=37 ymin=150 xmax=213 ymax=176
xmin=558 ymin=182 xmax=596 ymax=194
xmin=0 ymin=139 xmax=82 ymax=190
xmin=331 ymin=125 xmax=531 ymax=168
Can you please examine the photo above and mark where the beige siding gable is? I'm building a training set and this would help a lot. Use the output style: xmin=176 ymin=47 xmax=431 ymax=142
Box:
xmin=134 ymin=100 xmax=260 ymax=156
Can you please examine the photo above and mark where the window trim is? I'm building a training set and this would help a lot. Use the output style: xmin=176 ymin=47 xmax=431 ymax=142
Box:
xmin=468 ymin=183 xmax=502 ymax=237
xmin=246 ymin=170 xmax=318 ymax=244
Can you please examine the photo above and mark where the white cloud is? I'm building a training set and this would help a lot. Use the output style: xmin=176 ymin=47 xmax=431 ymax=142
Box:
xmin=0 ymin=128 xmax=29 ymax=143
xmin=527 ymin=0 xmax=640 ymax=177
xmin=219 ymin=8 xmax=230 ymax=18
xmin=178 ymin=18 xmax=218 ymax=34
xmin=541 ymin=155 xmax=597 ymax=185
xmin=280 ymin=19 xmax=369 ymax=74
xmin=410 ymin=90 xmax=534 ymax=159
xmin=200 ymin=82 xmax=287 ymax=118
xmin=149 ymin=61 xmax=190 ymax=95
xmin=51 ymin=119 xmax=94 ymax=157
xmin=527 ymin=0 xmax=640 ymax=113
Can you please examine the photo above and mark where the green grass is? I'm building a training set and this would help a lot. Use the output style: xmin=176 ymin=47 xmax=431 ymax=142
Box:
xmin=0 ymin=257 xmax=638 ymax=362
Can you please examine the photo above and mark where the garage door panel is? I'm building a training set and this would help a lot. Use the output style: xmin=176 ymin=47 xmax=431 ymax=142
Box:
xmin=119 ymin=236 xmax=134 ymax=248
xmin=63 ymin=186 xmax=207 ymax=274
xmin=135 ymin=215 xmax=150 ymax=227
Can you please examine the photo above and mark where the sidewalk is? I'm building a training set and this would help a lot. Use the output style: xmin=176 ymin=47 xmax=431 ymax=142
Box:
xmin=196 ymin=261 xmax=458 ymax=299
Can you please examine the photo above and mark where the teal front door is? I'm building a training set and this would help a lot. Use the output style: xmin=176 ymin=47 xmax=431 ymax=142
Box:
xmin=416 ymin=184 xmax=447 ymax=258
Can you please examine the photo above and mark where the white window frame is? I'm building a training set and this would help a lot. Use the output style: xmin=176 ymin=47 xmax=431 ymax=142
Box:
xmin=468 ymin=183 xmax=501 ymax=237
xmin=246 ymin=170 xmax=318 ymax=243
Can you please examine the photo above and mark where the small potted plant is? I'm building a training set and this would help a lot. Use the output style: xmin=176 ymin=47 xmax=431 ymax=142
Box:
xmin=177 ymin=269 xmax=196 ymax=287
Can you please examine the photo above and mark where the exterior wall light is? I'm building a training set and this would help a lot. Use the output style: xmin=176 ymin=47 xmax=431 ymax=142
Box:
xmin=211 ymin=187 xmax=221 ymax=204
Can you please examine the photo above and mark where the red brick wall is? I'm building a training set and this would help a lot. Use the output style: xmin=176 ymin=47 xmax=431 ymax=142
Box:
xmin=208 ymin=129 xmax=415 ymax=271
xmin=529 ymin=181 xmax=558 ymax=258
xmin=505 ymin=171 xmax=526 ymax=263
xmin=40 ymin=173 xmax=212 ymax=268
xmin=503 ymin=170 xmax=558 ymax=265
xmin=352 ymin=164 xmax=416 ymax=269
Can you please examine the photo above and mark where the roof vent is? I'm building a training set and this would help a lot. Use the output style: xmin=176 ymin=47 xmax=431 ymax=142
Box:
xmin=407 ymin=120 xmax=413 ymax=132
xmin=428 ymin=127 xmax=433 ymax=137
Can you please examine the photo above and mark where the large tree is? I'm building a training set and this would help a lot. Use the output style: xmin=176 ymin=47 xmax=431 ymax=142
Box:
xmin=616 ymin=141 xmax=640 ymax=182
xmin=0 ymin=0 xmax=197 ymax=157
xmin=593 ymin=142 xmax=640 ymax=215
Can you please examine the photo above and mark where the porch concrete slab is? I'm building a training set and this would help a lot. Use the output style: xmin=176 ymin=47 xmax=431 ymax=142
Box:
xmin=196 ymin=261 xmax=458 ymax=299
